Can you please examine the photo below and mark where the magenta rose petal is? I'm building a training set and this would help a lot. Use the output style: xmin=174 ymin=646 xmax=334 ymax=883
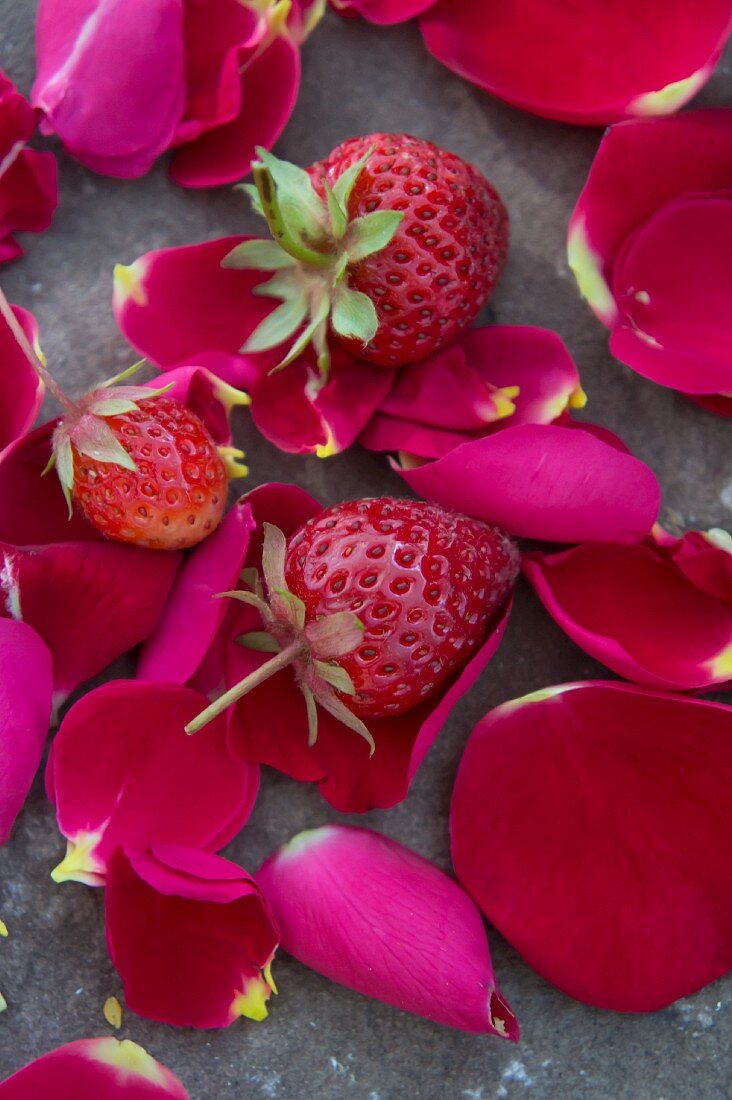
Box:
xmin=399 ymin=422 xmax=660 ymax=543
xmin=48 ymin=681 xmax=258 ymax=885
xmin=32 ymin=0 xmax=186 ymax=178
xmin=0 ymin=1037 xmax=190 ymax=1098
xmin=332 ymin=0 xmax=437 ymax=23
xmin=0 ymin=619 xmax=52 ymax=844
xmin=523 ymin=541 xmax=732 ymax=690
xmin=1 ymin=539 xmax=181 ymax=706
xmin=0 ymin=72 xmax=58 ymax=263
xmin=144 ymin=365 xmax=252 ymax=445
xmin=139 ymin=499 xmax=256 ymax=685
xmin=257 ymin=824 xmax=518 ymax=1037
xmin=451 ymin=682 xmax=732 ymax=1011
xmin=0 ymin=302 xmax=45 ymax=450
xmin=420 ymin=0 xmax=732 ymax=125
xmin=105 ymin=844 xmax=279 ymax=1028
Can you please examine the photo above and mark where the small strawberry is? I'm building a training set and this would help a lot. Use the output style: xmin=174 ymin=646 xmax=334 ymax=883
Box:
xmin=186 ymin=498 xmax=518 ymax=747
xmin=224 ymin=133 xmax=508 ymax=372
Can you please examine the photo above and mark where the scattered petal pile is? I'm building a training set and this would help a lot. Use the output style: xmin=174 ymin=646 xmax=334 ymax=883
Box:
xmin=0 ymin=71 xmax=57 ymax=263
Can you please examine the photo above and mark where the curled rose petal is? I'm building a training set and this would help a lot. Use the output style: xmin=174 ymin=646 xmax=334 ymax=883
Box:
xmin=0 ymin=302 xmax=44 ymax=451
xmin=0 ymin=539 xmax=181 ymax=706
xmin=420 ymin=1 xmax=732 ymax=125
xmin=221 ymin=485 xmax=512 ymax=812
xmin=452 ymin=682 xmax=732 ymax=1011
xmin=0 ymin=1037 xmax=189 ymax=1098
xmin=397 ymin=422 xmax=661 ymax=543
xmin=256 ymin=824 xmax=518 ymax=1037
xmin=0 ymin=72 xmax=57 ymax=263
xmin=0 ymin=619 xmax=52 ymax=844
xmin=47 ymin=681 xmax=258 ymax=885
xmin=523 ymin=537 xmax=732 ymax=691
xmin=331 ymin=0 xmax=436 ymax=23
xmin=32 ymin=0 xmax=186 ymax=177
xmin=106 ymin=844 xmax=279 ymax=1028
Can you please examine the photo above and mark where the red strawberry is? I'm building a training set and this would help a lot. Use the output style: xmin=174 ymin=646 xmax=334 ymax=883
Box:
xmin=224 ymin=133 xmax=508 ymax=373
xmin=186 ymin=498 xmax=518 ymax=745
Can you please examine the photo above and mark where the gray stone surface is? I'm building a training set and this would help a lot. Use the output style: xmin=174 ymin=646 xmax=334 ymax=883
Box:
xmin=1 ymin=4 xmax=731 ymax=1098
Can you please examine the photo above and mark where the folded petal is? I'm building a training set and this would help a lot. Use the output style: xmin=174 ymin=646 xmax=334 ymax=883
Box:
xmin=48 ymin=681 xmax=258 ymax=884
xmin=257 ymin=824 xmax=518 ymax=1036
xmin=139 ymin=499 xmax=256 ymax=685
xmin=332 ymin=0 xmax=436 ymax=23
xmin=1 ymin=539 xmax=180 ymax=705
xmin=523 ymin=541 xmax=732 ymax=690
xmin=32 ymin=0 xmax=186 ymax=177
xmin=106 ymin=844 xmax=278 ymax=1027
xmin=420 ymin=1 xmax=732 ymax=125
xmin=399 ymin=422 xmax=661 ymax=543
xmin=0 ymin=1038 xmax=190 ymax=1098
xmin=451 ymin=682 xmax=732 ymax=1011
xmin=0 ymin=619 xmax=53 ymax=843
xmin=0 ymin=304 xmax=44 ymax=450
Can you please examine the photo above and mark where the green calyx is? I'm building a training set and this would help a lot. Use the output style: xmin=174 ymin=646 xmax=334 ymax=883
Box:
xmin=223 ymin=146 xmax=404 ymax=378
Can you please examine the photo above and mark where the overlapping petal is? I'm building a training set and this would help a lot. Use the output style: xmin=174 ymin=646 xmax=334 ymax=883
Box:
xmin=257 ymin=824 xmax=519 ymax=1037
xmin=146 ymin=364 xmax=251 ymax=445
xmin=0 ymin=301 xmax=44 ymax=450
xmin=452 ymin=682 xmax=732 ymax=1011
xmin=331 ymin=0 xmax=436 ymax=23
xmin=420 ymin=1 xmax=732 ymax=125
xmin=569 ymin=109 xmax=732 ymax=407
xmin=0 ymin=619 xmax=52 ymax=843
xmin=106 ymin=844 xmax=279 ymax=1027
xmin=47 ymin=681 xmax=258 ymax=884
xmin=0 ymin=1038 xmax=189 ymax=1097
xmin=0 ymin=71 xmax=57 ymax=262
xmin=220 ymin=484 xmax=512 ymax=812
xmin=0 ymin=539 xmax=180 ymax=706
xmin=523 ymin=534 xmax=732 ymax=691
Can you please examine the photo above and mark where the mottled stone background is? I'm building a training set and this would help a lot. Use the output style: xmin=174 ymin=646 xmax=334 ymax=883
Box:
xmin=1 ymin=5 xmax=731 ymax=1098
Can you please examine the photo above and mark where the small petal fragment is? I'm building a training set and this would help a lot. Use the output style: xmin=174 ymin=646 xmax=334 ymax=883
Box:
xmin=0 ymin=1037 xmax=189 ymax=1097
xmin=331 ymin=0 xmax=436 ymax=23
xmin=0 ymin=303 xmax=45 ymax=450
xmin=105 ymin=845 xmax=278 ymax=1028
xmin=257 ymin=824 xmax=518 ymax=1037
xmin=451 ymin=682 xmax=732 ymax=1011
xmin=0 ymin=72 xmax=57 ymax=262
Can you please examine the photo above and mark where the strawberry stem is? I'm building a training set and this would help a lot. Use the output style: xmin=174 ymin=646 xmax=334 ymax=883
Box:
xmin=0 ymin=286 xmax=75 ymax=414
xmin=185 ymin=639 xmax=304 ymax=735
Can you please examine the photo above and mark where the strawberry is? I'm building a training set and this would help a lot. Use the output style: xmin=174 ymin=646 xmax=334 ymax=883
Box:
xmin=224 ymin=133 xmax=508 ymax=372
xmin=186 ymin=498 xmax=518 ymax=746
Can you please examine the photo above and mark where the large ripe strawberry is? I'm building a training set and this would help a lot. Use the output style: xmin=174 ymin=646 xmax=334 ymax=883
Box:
xmin=224 ymin=133 xmax=508 ymax=372
xmin=186 ymin=498 xmax=518 ymax=746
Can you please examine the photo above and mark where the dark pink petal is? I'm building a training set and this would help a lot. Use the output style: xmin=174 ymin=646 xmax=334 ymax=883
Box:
xmin=0 ymin=619 xmax=52 ymax=843
xmin=610 ymin=196 xmax=732 ymax=395
xmin=331 ymin=0 xmax=436 ymax=23
xmin=32 ymin=0 xmax=186 ymax=177
xmin=688 ymin=393 xmax=732 ymax=417
xmin=0 ymin=303 xmax=44 ymax=450
xmin=1 ymin=540 xmax=180 ymax=706
xmin=139 ymin=499 xmax=255 ymax=685
xmin=653 ymin=527 xmax=732 ymax=605
xmin=106 ymin=844 xmax=279 ymax=1027
xmin=170 ymin=33 xmax=300 ymax=188
xmin=0 ymin=72 xmax=57 ymax=261
xmin=113 ymin=237 xmax=273 ymax=368
xmin=250 ymin=344 xmax=393 ymax=455
xmin=421 ymin=1 xmax=732 ymax=125
xmin=0 ymin=1038 xmax=190 ymax=1098
xmin=451 ymin=682 xmax=732 ymax=1011
xmin=523 ymin=542 xmax=732 ymax=690
xmin=399 ymin=423 xmax=661 ymax=543
xmin=568 ymin=109 xmax=732 ymax=326
xmin=48 ymin=681 xmax=258 ymax=884
xmin=257 ymin=824 xmax=518 ymax=1037
xmin=145 ymin=365 xmax=251 ymax=445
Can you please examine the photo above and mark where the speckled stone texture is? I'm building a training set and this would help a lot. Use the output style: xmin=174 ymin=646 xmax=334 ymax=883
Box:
xmin=1 ymin=5 xmax=731 ymax=1098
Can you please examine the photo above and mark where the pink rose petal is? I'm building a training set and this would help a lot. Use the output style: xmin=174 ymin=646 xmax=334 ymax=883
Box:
xmin=48 ymin=681 xmax=258 ymax=884
xmin=32 ymin=0 xmax=186 ymax=177
xmin=523 ymin=540 xmax=732 ymax=691
xmin=0 ymin=1037 xmax=190 ymax=1098
xmin=257 ymin=824 xmax=518 ymax=1036
xmin=420 ymin=1 xmax=732 ymax=125
xmin=399 ymin=422 xmax=661 ymax=543
xmin=0 ymin=618 xmax=52 ymax=843
xmin=451 ymin=682 xmax=732 ymax=1011
xmin=0 ymin=302 xmax=44 ymax=450
xmin=331 ymin=0 xmax=436 ymax=23
xmin=0 ymin=539 xmax=181 ymax=706
xmin=106 ymin=844 xmax=279 ymax=1028
xmin=0 ymin=72 xmax=57 ymax=262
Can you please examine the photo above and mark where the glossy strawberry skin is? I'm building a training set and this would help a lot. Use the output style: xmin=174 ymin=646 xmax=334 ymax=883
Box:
xmin=72 ymin=397 xmax=227 ymax=549
xmin=310 ymin=133 xmax=509 ymax=367
xmin=284 ymin=498 xmax=518 ymax=717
